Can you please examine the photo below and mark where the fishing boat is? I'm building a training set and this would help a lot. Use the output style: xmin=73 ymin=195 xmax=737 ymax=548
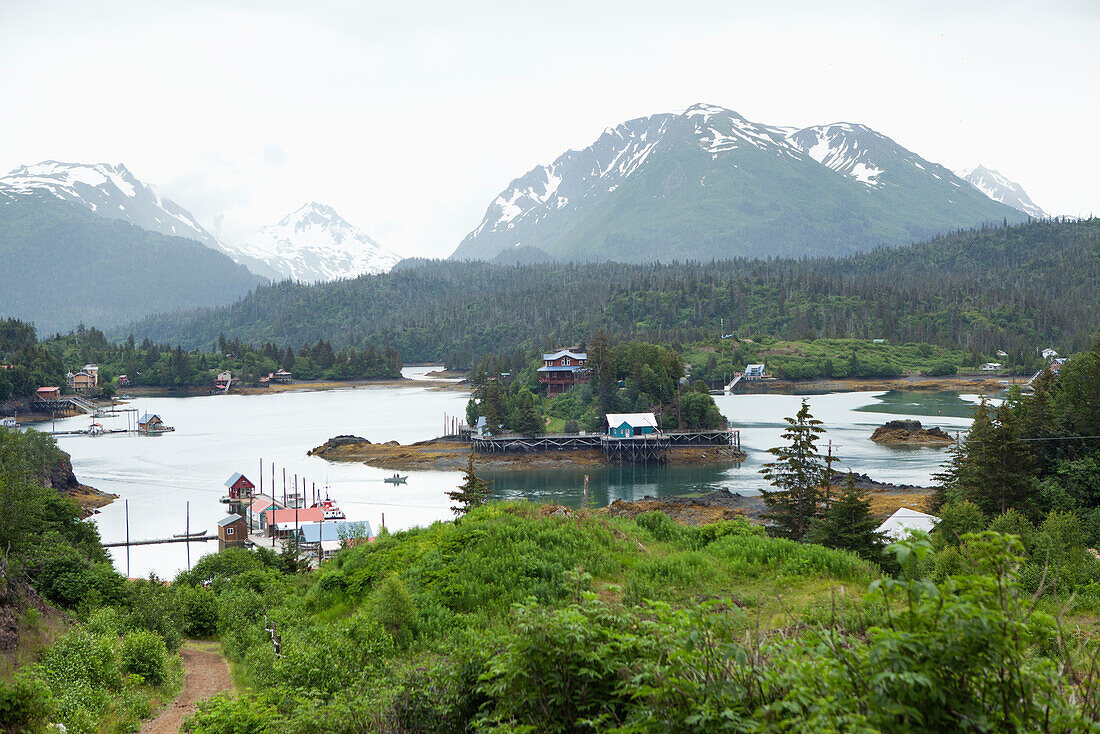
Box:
xmin=383 ymin=474 xmax=408 ymax=485
xmin=310 ymin=495 xmax=346 ymax=520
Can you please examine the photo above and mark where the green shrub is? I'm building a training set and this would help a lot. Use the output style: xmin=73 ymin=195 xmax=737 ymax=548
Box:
xmin=371 ymin=573 xmax=417 ymax=648
xmin=634 ymin=511 xmax=681 ymax=542
xmin=41 ymin=627 xmax=120 ymax=692
xmin=181 ymin=586 xmax=219 ymax=638
xmin=0 ymin=671 xmax=51 ymax=733
xmin=120 ymin=629 xmax=168 ymax=685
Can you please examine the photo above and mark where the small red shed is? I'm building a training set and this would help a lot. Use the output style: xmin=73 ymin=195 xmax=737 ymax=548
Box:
xmin=224 ymin=472 xmax=256 ymax=500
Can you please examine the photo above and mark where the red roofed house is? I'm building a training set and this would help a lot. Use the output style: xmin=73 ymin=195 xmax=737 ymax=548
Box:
xmin=266 ymin=507 xmax=326 ymax=538
xmin=35 ymin=387 xmax=61 ymax=401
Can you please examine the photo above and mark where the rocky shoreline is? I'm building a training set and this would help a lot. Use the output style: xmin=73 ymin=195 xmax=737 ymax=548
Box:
xmin=308 ymin=435 xmax=747 ymax=471
xmin=598 ymin=472 xmax=933 ymax=526
xmin=44 ymin=454 xmax=117 ymax=517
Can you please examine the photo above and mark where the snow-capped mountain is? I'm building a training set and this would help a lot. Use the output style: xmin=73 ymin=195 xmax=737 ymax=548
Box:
xmin=0 ymin=160 xmax=222 ymax=250
xmin=452 ymin=103 xmax=1024 ymax=262
xmin=958 ymin=165 xmax=1045 ymax=218
xmin=219 ymin=203 xmax=401 ymax=283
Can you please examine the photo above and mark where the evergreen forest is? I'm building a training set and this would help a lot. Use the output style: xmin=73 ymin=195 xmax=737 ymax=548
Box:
xmin=123 ymin=219 xmax=1099 ymax=367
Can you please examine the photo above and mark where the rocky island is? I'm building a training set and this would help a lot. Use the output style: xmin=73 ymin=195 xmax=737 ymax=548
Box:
xmin=308 ymin=434 xmax=746 ymax=472
xmin=870 ymin=420 xmax=955 ymax=445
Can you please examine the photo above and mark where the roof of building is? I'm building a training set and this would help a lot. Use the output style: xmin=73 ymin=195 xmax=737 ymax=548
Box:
xmin=876 ymin=507 xmax=940 ymax=540
xmin=267 ymin=507 xmax=326 ymax=526
xmin=543 ymin=350 xmax=587 ymax=361
xmin=320 ymin=539 xmax=343 ymax=553
xmin=745 ymin=363 xmax=766 ymax=371
xmin=251 ymin=497 xmax=279 ymax=513
xmin=297 ymin=520 xmax=372 ymax=544
xmin=537 ymin=365 xmax=586 ymax=373
xmin=217 ymin=514 xmax=244 ymax=527
xmin=224 ymin=472 xmax=254 ymax=489
xmin=605 ymin=412 xmax=659 ymax=429
xmin=36 ymin=386 xmax=60 ymax=393
xmin=138 ymin=413 xmax=161 ymax=424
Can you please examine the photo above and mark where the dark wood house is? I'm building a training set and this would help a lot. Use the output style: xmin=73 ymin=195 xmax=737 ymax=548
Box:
xmin=537 ymin=349 xmax=589 ymax=396
xmin=217 ymin=513 xmax=247 ymax=549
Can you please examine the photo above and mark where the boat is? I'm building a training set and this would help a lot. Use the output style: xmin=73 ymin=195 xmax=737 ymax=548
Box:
xmin=310 ymin=495 xmax=346 ymax=520
xmin=384 ymin=474 xmax=408 ymax=485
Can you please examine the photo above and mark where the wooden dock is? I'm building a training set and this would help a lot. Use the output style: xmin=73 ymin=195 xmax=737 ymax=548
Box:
xmin=471 ymin=428 xmax=739 ymax=464
xmin=102 ymin=533 xmax=217 ymax=548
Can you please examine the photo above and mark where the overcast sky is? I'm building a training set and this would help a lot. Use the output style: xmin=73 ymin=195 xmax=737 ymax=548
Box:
xmin=2 ymin=0 xmax=1097 ymax=258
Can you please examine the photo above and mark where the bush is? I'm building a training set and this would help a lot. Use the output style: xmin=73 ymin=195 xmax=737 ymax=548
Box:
xmin=120 ymin=629 xmax=168 ymax=685
xmin=372 ymin=574 xmax=417 ymax=648
xmin=181 ymin=586 xmax=219 ymax=638
xmin=0 ymin=672 xmax=51 ymax=733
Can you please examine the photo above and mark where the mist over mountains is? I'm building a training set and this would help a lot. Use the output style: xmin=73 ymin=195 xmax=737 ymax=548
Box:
xmin=452 ymin=104 xmax=1034 ymax=263
xmin=0 ymin=103 xmax=1052 ymax=332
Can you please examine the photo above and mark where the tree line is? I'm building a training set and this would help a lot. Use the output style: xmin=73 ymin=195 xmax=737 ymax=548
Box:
xmin=122 ymin=218 xmax=1100 ymax=366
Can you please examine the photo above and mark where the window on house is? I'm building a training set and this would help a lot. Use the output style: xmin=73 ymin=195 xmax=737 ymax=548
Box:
xmin=226 ymin=528 xmax=234 ymax=536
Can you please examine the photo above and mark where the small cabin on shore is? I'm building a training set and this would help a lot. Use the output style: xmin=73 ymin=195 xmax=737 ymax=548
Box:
xmin=980 ymin=362 xmax=1003 ymax=371
xmin=606 ymin=412 xmax=659 ymax=438
xmin=217 ymin=514 xmax=247 ymax=549
xmin=744 ymin=364 xmax=766 ymax=380
xmin=35 ymin=387 xmax=61 ymax=402
xmin=272 ymin=369 xmax=293 ymax=384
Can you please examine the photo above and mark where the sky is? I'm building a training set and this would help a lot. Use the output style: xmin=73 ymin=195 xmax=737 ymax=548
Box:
xmin=1 ymin=0 xmax=1097 ymax=259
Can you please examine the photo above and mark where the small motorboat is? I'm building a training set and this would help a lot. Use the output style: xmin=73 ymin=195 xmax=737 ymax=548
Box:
xmin=383 ymin=474 xmax=408 ymax=485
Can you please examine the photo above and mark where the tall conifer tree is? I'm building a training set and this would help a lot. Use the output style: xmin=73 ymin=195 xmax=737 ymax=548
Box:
xmin=759 ymin=399 xmax=829 ymax=540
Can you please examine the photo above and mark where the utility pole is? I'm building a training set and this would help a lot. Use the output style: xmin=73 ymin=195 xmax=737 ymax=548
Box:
xmin=186 ymin=500 xmax=191 ymax=570
xmin=125 ymin=499 xmax=130 ymax=578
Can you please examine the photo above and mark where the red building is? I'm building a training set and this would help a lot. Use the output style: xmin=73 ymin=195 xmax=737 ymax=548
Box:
xmin=537 ymin=349 xmax=589 ymax=396
xmin=224 ymin=472 xmax=256 ymax=500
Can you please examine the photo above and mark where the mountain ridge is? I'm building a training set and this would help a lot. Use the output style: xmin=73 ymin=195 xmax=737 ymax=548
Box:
xmin=452 ymin=103 xmax=1027 ymax=262
xmin=216 ymin=202 xmax=402 ymax=283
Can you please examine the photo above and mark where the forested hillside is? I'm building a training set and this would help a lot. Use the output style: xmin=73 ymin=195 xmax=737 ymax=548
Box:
xmin=0 ymin=196 xmax=265 ymax=333
xmin=125 ymin=219 xmax=1099 ymax=365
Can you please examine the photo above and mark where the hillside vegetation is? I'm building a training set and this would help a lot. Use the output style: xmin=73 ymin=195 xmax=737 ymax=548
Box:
xmin=0 ymin=196 xmax=265 ymax=334
xmin=124 ymin=219 xmax=1099 ymax=365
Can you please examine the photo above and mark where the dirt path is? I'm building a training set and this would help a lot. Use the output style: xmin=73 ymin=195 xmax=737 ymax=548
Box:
xmin=140 ymin=641 xmax=231 ymax=734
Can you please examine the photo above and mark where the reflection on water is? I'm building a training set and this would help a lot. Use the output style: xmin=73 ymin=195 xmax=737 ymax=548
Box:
xmin=487 ymin=462 xmax=738 ymax=507
xmin=854 ymin=390 xmax=991 ymax=419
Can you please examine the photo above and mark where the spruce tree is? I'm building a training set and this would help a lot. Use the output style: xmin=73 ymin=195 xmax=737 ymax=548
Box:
xmin=759 ymin=399 xmax=829 ymax=540
xmin=514 ymin=389 xmax=542 ymax=436
xmin=807 ymin=474 xmax=885 ymax=560
xmin=446 ymin=453 xmax=492 ymax=517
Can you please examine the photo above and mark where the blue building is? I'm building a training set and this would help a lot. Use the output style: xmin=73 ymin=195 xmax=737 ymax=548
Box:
xmin=605 ymin=412 xmax=659 ymax=438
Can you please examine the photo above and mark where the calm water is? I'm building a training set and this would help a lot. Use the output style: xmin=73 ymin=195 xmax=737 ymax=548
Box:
xmin=44 ymin=372 xmax=987 ymax=578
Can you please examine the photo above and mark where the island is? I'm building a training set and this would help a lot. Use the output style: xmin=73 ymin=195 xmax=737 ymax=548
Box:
xmin=870 ymin=420 xmax=955 ymax=445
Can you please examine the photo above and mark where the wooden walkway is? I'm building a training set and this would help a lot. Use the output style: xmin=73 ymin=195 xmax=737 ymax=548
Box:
xmin=471 ymin=429 xmax=739 ymax=464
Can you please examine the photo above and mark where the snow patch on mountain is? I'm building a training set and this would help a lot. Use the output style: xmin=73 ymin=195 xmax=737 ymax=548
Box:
xmin=786 ymin=123 xmax=889 ymax=187
xmin=219 ymin=202 xmax=401 ymax=283
xmin=958 ymin=165 xmax=1045 ymax=218
xmin=0 ymin=160 xmax=222 ymax=249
